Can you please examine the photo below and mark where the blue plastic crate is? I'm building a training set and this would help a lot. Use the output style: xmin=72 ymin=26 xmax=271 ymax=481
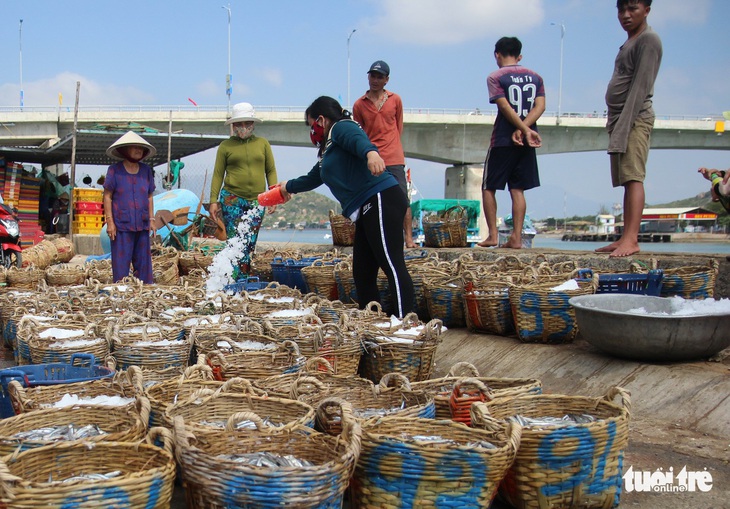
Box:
xmin=597 ymin=269 xmax=664 ymax=296
xmin=0 ymin=353 xmax=115 ymax=417
xmin=224 ymin=276 xmax=270 ymax=294
xmin=270 ymin=256 xmax=293 ymax=287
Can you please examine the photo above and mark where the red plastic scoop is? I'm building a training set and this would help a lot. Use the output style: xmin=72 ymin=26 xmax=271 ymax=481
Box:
xmin=257 ymin=185 xmax=286 ymax=206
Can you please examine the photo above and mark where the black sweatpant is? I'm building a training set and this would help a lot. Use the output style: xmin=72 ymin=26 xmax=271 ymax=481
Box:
xmin=352 ymin=185 xmax=415 ymax=318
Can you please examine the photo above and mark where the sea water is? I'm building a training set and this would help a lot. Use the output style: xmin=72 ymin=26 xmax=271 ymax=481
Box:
xmin=257 ymin=228 xmax=730 ymax=255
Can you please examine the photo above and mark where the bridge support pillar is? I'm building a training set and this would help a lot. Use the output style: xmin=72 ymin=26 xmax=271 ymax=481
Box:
xmin=444 ymin=163 xmax=486 ymax=239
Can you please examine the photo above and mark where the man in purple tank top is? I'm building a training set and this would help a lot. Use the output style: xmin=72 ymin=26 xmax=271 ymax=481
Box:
xmin=478 ymin=36 xmax=545 ymax=249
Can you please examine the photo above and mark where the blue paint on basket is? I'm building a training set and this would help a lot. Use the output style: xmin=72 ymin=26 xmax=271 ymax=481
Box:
xmin=144 ymin=476 xmax=165 ymax=509
xmin=364 ymin=443 xmax=490 ymax=507
xmin=537 ymin=421 xmax=621 ymax=498
xmin=60 ymin=486 xmax=130 ymax=508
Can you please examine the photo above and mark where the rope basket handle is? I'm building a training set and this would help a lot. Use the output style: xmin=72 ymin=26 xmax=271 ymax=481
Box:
xmin=225 ymin=411 xmax=268 ymax=432
xmin=6 ymin=380 xmax=29 ymax=414
xmin=378 ymin=372 xmax=412 ymax=392
xmin=447 ymin=361 xmax=480 ymax=378
xmin=280 ymin=340 xmax=302 ymax=357
xmin=452 ymin=377 xmax=493 ymax=400
xmin=303 ymin=356 xmax=335 ymax=374
xmin=316 ymin=397 xmax=360 ymax=448
xmin=363 ymin=301 xmax=383 ymax=315
xmin=290 ymin=376 xmax=327 ymax=400
xmin=603 ymin=386 xmax=632 ymax=417
xmin=215 ymin=377 xmax=258 ymax=396
xmin=147 ymin=426 xmax=174 ymax=454
xmin=314 ymin=323 xmax=345 ymax=351
xmin=136 ymin=396 xmax=152 ymax=427
xmin=125 ymin=366 xmax=147 ymax=394
xmin=180 ymin=363 xmax=215 ymax=382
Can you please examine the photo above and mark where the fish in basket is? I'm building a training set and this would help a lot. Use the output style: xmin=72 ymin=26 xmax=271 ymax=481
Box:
xmin=471 ymin=387 xmax=631 ymax=509
xmin=351 ymin=415 xmax=522 ymax=508
xmin=0 ymin=427 xmax=176 ymax=508
xmin=173 ymin=398 xmax=361 ymax=509
xmin=164 ymin=377 xmax=315 ymax=432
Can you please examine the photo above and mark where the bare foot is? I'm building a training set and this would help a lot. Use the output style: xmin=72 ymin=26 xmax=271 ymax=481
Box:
xmin=499 ymin=239 xmax=523 ymax=249
xmin=595 ymin=241 xmax=619 ymax=253
xmin=609 ymin=241 xmax=640 ymax=258
xmin=405 ymin=241 xmax=418 ymax=249
xmin=477 ymin=237 xmax=498 ymax=248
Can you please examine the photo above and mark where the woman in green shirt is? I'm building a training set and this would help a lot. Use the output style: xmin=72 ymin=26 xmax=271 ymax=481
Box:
xmin=209 ymin=102 xmax=278 ymax=278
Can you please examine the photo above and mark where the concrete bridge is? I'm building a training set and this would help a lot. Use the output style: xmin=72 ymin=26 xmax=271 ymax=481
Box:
xmin=1 ymin=106 xmax=727 ymax=166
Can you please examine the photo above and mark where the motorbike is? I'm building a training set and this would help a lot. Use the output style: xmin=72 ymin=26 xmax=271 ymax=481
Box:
xmin=0 ymin=203 xmax=22 ymax=268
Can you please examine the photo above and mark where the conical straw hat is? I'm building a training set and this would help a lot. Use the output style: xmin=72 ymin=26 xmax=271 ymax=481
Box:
xmin=106 ymin=131 xmax=157 ymax=161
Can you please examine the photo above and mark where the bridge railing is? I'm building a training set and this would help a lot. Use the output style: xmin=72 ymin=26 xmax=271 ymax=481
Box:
xmin=0 ymin=105 xmax=723 ymax=122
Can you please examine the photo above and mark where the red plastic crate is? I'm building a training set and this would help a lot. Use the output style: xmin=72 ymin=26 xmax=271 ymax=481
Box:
xmin=75 ymin=201 xmax=104 ymax=213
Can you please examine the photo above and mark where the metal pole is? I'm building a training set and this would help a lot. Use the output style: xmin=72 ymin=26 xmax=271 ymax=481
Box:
xmin=69 ymin=81 xmax=81 ymax=245
xmin=551 ymin=22 xmax=565 ymax=125
xmin=19 ymin=19 xmax=23 ymax=109
xmin=223 ymin=4 xmax=232 ymax=113
xmin=347 ymin=29 xmax=356 ymax=109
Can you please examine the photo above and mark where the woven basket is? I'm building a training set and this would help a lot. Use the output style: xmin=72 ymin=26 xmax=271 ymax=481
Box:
xmin=7 ymin=367 xmax=144 ymax=415
xmin=301 ymin=258 xmax=340 ymax=300
xmin=509 ymin=273 xmax=598 ymax=343
xmin=411 ymin=361 xmax=542 ymax=420
xmin=190 ymin=319 xmax=271 ymax=358
xmin=0 ymin=396 xmax=150 ymax=457
xmin=297 ymin=323 xmax=363 ymax=376
xmin=50 ymin=236 xmax=75 ymax=263
xmin=657 ymin=259 xmax=719 ymax=299
xmin=15 ymin=314 xmax=90 ymax=365
xmin=26 ymin=322 xmax=109 ymax=365
xmin=178 ymin=249 xmax=214 ymax=275
xmin=173 ymin=398 xmax=361 ymax=509
xmin=351 ymin=416 xmax=521 ymax=508
xmin=144 ymin=364 xmax=220 ymax=428
xmin=111 ymin=320 xmax=191 ymax=371
xmin=45 ymin=263 xmax=87 ymax=286
xmin=86 ymin=259 xmax=114 ymax=284
xmin=254 ymin=358 xmax=377 ymax=407
xmin=329 ymin=209 xmax=355 ymax=246
xmin=315 ymin=373 xmax=435 ymax=436
xmin=333 ymin=259 xmax=358 ymax=304
xmin=423 ymin=274 xmax=466 ymax=327
xmin=6 ymin=265 xmax=44 ymax=290
xmin=0 ymin=427 xmax=175 ymax=509
xmin=359 ymin=317 xmax=443 ymax=383
xmin=471 ymin=387 xmax=631 ymax=509
xmin=204 ymin=340 xmax=305 ymax=381
xmin=165 ymin=378 xmax=315 ymax=432
xmin=423 ymin=205 xmax=468 ymax=248
xmin=463 ymin=271 xmax=515 ymax=335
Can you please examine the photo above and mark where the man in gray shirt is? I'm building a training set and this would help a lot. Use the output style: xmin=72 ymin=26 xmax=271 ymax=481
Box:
xmin=596 ymin=0 xmax=662 ymax=257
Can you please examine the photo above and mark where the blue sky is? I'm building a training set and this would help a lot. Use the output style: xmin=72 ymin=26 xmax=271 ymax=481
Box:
xmin=1 ymin=0 xmax=729 ymax=219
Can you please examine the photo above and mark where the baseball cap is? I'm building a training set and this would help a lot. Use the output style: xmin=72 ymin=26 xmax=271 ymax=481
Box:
xmin=367 ymin=60 xmax=390 ymax=76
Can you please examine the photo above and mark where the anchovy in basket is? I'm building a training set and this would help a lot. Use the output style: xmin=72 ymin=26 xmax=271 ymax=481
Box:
xmin=198 ymin=417 xmax=284 ymax=429
xmin=409 ymin=434 xmax=498 ymax=449
xmin=55 ymin=471 xmax=122 ymax=484
xmin=12 ymin=424 xmax=108 ymax=442
xmin=217 ymin=452 xmax=313 ymax=468
xmin=508 ymin=413 xmax=597 ymax=428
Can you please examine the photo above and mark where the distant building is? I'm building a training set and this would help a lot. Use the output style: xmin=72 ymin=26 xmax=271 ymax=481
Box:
xmin=640 ymin=207 xmax=717 ymax=233
xmin=589 ymin=214 xmax=616 ymax=234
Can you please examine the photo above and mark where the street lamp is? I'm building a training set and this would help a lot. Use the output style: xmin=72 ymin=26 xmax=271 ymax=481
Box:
xmin=550 ymin=21 xmax=565 ymax=125
xmin=19 ymin=19 xmax=23 ymax=109
xmin=222 ymin=4 xmax=232 ymax=113
xmin=347 ymin=29 xmax=356 ymax=109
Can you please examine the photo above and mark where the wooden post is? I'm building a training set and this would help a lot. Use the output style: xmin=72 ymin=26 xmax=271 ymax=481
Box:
xmin=69 ymin=81 xmax=80 ymax=244
xmin=166 ymin=110 xmax=173 ymax=188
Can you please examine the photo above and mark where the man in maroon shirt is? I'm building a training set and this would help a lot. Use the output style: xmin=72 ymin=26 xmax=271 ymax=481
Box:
xmin=353 ymin=60 xmax=416 ymax=248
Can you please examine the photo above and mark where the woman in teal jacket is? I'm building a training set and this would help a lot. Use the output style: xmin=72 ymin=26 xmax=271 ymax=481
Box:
xmin=281 ymin=96 xmax=414 ymax=318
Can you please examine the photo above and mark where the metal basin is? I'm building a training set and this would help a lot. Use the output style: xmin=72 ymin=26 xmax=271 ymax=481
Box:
xmin=569 ymin=294 xmax=730 ymax=362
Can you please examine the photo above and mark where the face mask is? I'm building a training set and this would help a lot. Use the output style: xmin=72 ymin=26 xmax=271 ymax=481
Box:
xmin=310 ymin=120 xmax=325 ymax=147
xmin=234 ymin=125 xmax=255 ymax=139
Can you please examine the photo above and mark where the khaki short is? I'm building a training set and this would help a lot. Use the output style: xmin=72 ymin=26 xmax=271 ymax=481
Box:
xmin=610 ymin=116 xmax=654 ymax=187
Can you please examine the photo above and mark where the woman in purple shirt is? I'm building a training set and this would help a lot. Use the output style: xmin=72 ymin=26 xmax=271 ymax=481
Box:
xmin=103 ymin=131 xmax=156 ymax=283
